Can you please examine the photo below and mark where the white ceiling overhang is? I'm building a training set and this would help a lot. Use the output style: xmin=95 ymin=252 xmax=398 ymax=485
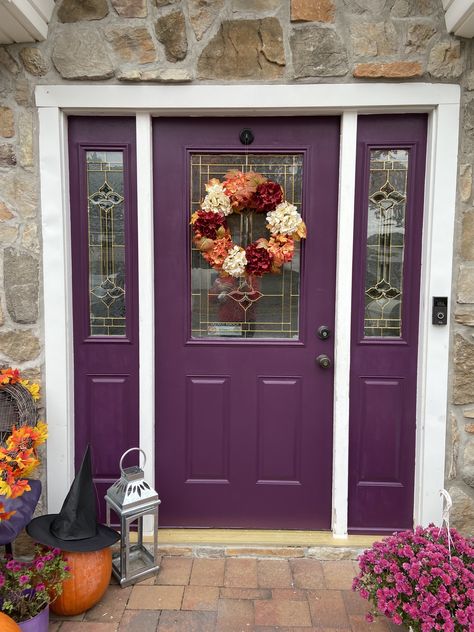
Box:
xmin=443 ymin=0 xmax=474 ymax=38
xmin=0 ymin=0 xmax=54 ymax=44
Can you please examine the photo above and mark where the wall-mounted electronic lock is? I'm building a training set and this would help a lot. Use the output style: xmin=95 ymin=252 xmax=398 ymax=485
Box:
xmin=432 ymin=297 xmax=448 ymax=326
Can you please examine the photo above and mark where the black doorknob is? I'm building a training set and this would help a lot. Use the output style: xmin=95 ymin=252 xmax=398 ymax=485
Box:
xmin=317 ymin=325 xmax=331 ymax=340
xmin=316 ymin=354 xmax=332 ymax=369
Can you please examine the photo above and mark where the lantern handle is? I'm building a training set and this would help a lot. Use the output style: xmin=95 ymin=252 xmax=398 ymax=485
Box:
xmin=119 ymin=447 xmax=146 ymax=474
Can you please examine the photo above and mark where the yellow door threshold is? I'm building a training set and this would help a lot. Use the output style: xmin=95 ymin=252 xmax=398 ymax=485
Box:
xmin=142 ymin=529 xmax=377 ymax=548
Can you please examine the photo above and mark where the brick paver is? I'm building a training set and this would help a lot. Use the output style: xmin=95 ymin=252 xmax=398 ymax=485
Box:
xmin=223 ymin=557 xmax=258 ymax=588
xmin=155 ymin=556 xmax=193 ymax=586
xmin=257 ymin=559 xmax=293 ymax=589
xmin=290 ymin=558 xmax=326 ymax=589
xmin=47 ymin=555 xmax=410 ymax=631
xmin=190 ymin=558 xmax=226 ymax=586
xmin=307 ymin=589 xmax=350 ymax=628
xmin=215 ymin=598 xmax=255 ymax=630
xmin=182 ymin=585 xmax=220 ymax=611
xmin=254 ymin=599 xmax=312 ymax=627
xmin=127 ymin=585 xmax=184 ymax=610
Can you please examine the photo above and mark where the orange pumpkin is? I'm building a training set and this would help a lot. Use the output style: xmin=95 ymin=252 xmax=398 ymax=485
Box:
xmin=0 ymin=612 xmax=21 ymax=631
xmin=50 ymin=548 xmax=112 ymax=616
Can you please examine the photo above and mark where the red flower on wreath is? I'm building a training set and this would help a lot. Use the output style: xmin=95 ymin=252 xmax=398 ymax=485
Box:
xmin=254 ymin=181 xmax=283 ymax=213
xmin=245 ymin=243 xmax=273 ymax=276
xmin=193 ymin=211 xmax=226 ymax=239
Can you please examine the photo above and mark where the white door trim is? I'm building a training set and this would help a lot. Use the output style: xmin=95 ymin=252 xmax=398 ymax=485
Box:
xmin=37 ymin=83 xmax=460 ymax=535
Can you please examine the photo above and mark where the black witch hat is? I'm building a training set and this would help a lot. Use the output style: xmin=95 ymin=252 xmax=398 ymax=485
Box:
xmin=27 ymin=446 xmax=119 ymax=552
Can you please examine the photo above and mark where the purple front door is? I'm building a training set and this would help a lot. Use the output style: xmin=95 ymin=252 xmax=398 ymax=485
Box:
xmin=153 ymin=118 xmax=340 ymax=528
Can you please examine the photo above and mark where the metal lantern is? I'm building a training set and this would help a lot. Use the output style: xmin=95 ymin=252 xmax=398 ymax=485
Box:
xmin=105 ymin=448 xmax=161 ymax=587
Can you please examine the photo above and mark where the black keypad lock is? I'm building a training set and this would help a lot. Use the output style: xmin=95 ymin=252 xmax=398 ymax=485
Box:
xmin=432 ymin=297 xmax=448 ymax=326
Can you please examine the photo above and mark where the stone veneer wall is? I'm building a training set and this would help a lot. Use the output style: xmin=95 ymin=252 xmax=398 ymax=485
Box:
xmin=0 ymin=0 xmax=473 ymax=534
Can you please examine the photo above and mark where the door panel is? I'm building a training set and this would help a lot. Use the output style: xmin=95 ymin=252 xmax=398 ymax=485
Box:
xmin=153 ymin=117 xmax=340 ymax=529
xmin=69 ymin=117 xmax=139 ymax=523
xmin=348 ymin=114 xmax=427 ymax=533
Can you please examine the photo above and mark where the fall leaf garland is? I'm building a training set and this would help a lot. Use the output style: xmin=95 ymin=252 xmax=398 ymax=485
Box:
xmin=191 ymin=171 xmax=307 ymax=278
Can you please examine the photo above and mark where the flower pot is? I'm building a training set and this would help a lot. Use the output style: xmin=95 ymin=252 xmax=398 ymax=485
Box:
xmin=18 ymin=606 xmax=48 ymax=632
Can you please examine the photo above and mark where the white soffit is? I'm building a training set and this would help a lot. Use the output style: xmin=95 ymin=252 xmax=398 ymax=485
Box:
xmin=0 ymin=0 xmax=54 ymax=44
xmin=444 ymin=0 xmax=474 ymax=38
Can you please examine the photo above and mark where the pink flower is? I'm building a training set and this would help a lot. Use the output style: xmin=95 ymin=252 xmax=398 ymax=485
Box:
xmin=18 ymin=574 xmax=29 ymax=585
xmin=365 ymin=612 xmax=374 ymax=623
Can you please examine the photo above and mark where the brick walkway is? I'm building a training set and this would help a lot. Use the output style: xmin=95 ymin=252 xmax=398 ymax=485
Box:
xmin=48 ymin=556 xmax=405 ymax=631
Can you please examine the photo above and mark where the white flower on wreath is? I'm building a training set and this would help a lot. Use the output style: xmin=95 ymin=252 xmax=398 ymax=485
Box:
xmin=266 ymin=201 xmax=303 ymax=236
xmin=202 ymin=182 xmax=232 ymax=216
xmin=222 ymin=245 xmax=247 ymax=278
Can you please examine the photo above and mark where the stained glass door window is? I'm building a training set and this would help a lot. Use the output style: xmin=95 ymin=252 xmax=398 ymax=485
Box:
xmin=190 ymin=154 xmax=304 ymax=340
xmin=364 ymin=149 xmax=408 ymax=337
xmin=86 ymin=151 xmax=126 ymax=336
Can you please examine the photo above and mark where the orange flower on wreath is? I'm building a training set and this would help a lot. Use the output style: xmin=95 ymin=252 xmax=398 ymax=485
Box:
xmin=203 ymin=235 xmax=233 ymax=270
xmin=6 ymin=421 xmax=48 ymax=454
xmin=267 ymin=235 xmax=295 ymax=268
xmin=223 ymin=171 xmax=267 ymax=211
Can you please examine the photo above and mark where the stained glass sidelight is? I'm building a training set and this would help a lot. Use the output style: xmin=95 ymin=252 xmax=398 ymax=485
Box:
xmin=364 ymin=149 xmax=409 ymax=337
xmin=86 ymin=151 xmax=126 ymax=336
xmin=190 ymin=154 xmax=303 ymax=340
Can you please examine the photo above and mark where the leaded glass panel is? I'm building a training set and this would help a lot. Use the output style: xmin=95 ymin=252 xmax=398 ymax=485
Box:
xmin=190 ymin=154 xmax=303 ymax=340
xmin=364 ymin=149 xmax=408 ymax=337
xmin=87 ymin=151 xmax=126 ymax=336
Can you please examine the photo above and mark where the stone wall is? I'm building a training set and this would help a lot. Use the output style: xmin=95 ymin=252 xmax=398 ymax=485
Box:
xmin=0 ymin=0 xmax=473 ymax=533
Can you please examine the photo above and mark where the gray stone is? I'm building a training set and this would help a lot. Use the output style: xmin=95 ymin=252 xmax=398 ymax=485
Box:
xmin=0 ymin=48 xmax=19 ymax=75
xmin=22 ymin=223 xmax=40 ymax=253
xmin=15 ymin=78 xmax=32 ymax=107
xmin=0 ymin=330 xmax=40 ymax=362
xmin=0 ymin=223 xmax=18 ymax=244
xmin=117 ymin=68 xmax=193 ymax=82
xmin=448 ymin=485 xmax=474 ymax=536
xmin=233 ymin=0 xmax=281 ymax=10
xmin=291 ymin=25 xmax=348 ymax=78
xmin=57 ymin=0 xmax=109 ymax=22
xmin=343 ymin=0 xmax=390 ymax=13
xmin=428 ymin=40 xmax=463 ymax=80
xmin=155 ymin=0 xmax=177 ymax=5
xmin=457 ymin=266 xmax=474 ymax=304
xmin=111 ymin=0 xmax=147 ymax=17
xmin=307 ymin=547 xmax=362 ymax=560
xmin=453 ymin=334 xmax=474 ymax=404
xmin=53 ymin=30 xmax=114 ymax=80
xmin=465 ymin=71 xmax=474 ymax=91
xmin=1 ymin=171 xmax=38 ymax=219
xmin=0 ymin=106 xmax=14 ymax=138
xmin=405 ymin=23 xmax=436 ymax=53
xmin=4 ymin=248 xmax=39 ymax=324
xmin=19 ymin=47 xmax=48 ymax=76
xmin=198 ymin=18 xmax=285 ymax=80
xmin=190 ymin=0 xmax=224 ymax=41
xmin=462 ymin=212 xmax=474 ymax=261
xmin=455 ymin=310 xmax=474 ymax=326
xmin=18 ymin=111 xmax=33 ymax=168
xmin=448 ymin=414 xmax=459 ymax=480
xmin=350 ymin=22 xmax=398 ymax=57
xmin=155 ymin=10 xmax=187 ymax=62
xmin=392 ymin=0 xmax=439 ymax=16
xmin=464 ymin=99 xmax=474 ymax=153
xmin=461 ymin=441 xmax=474 ymax=487
xmin=0 ymin=144 xmax=16 ymax=167
xmin=105 ymin=27 xmax=157 ymax=64
xmin=460 ymin=164 xmax=472 ymax=203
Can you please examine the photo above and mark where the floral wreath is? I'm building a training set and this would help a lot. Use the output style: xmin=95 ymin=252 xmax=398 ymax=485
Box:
xmin=190 ymin=170 xmax=306 ymax=278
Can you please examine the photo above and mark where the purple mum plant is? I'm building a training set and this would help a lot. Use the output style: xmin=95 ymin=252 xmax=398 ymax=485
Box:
xmin=352 ymin=525 xmax=474 ymax=631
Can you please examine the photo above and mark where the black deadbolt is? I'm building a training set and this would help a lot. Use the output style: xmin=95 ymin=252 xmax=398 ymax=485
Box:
xmin=317 ymin=325 xmax=331 ymax=340
xmin=240 ymin=128 xmax=254 ymax=145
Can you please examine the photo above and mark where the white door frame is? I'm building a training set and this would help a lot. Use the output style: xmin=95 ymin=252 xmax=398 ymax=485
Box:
xmin=37 ymin=83 xmax=460 ymax=537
